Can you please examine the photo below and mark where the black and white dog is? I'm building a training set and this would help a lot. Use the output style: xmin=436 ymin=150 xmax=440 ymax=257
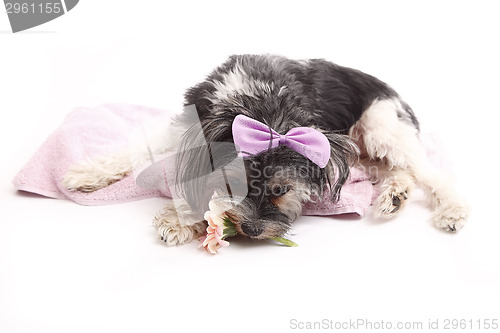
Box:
xmin=63 ymin=54 xmax=469 ymax=245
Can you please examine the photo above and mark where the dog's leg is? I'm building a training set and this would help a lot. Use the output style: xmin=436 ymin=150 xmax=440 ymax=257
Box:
xmin=357 ymin=157 xmax=414 ymax=218
xmin=413 ymin=164 xmax=469 ymax=232
xmin=373 ymin=168 xmax=414 ymax=217
xmin=62 ymin=151 xmax=134 ymax=192
xmin=62 ymin=120 xmax=187 ymax=192
xmin=351 ymin=99 xmax=469 ymax=231
xmin=153 ymin=199 xmax=207 ymax=246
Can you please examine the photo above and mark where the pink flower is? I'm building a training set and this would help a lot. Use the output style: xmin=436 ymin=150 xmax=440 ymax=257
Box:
xmin=199 ymin=194 xmax=239 ymax=254
xmin=200 ymin=211 xmax=230 ymax=254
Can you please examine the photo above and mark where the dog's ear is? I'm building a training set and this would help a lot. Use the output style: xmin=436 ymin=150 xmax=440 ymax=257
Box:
xmin=175 ymin=117 xmax=238 ymax=214
xmin=175 ymin=124 xmax=211 ymax=213
xmin=325 ymin=133 xmax=359 ymax=201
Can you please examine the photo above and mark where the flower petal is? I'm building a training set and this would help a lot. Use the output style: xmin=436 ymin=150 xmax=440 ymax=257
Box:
xmin=202 ymin=234 xmax=215 ymax=247
xmin=218 ymin=239 xmax=230 ymax=247
xmin=207 ymin=241 xmax=219 ymax=254
xmin=204 ymin=211 xmax=211 ymax=222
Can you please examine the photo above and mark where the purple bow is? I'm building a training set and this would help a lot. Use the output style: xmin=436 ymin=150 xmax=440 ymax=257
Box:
xmin=232 ymin=115 xmax=331 ymax=168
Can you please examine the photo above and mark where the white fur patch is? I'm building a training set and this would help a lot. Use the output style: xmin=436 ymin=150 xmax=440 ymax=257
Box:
xmin=278 ymin=85 xmax=288 ymax=97
xmin=350 ymin=98 xmax=420 ymax=169
xmin=208 ymin=63 xmax=275 ymax=102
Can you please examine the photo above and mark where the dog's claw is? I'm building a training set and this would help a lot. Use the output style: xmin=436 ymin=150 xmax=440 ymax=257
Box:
xmin=375 ymin=188 xmax=410 ymax=218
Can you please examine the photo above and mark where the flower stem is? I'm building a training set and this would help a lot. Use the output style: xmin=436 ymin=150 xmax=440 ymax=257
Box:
xmin=269 ymin=237 xmax=298 ymax=247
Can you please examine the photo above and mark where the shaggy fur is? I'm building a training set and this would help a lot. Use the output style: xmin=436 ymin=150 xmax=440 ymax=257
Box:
xmin=63 ymin=54 xmax=469 ymax=245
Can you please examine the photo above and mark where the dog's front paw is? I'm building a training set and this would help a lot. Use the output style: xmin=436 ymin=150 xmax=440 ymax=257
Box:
xmin=62 ymin=160 xmax=129 ymax=192
xmin=153 ymin=201 xmax=207 ymax=246
xmin=155 ymin=220 xmax=207 ymax=246
xmin=433 ymin=203 xmax=469 ymax=233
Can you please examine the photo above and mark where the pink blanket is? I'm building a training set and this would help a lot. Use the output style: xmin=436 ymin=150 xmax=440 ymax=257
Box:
xmin=14 ymin=104 xmax=441 ymax=217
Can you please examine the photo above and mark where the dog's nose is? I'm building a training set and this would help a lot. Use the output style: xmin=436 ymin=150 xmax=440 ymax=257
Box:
xmin=241 ymin=223 xmax=262 ymax=237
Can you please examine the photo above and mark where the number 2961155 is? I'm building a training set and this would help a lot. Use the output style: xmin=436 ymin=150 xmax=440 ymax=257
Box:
xmin=5 ymin=2 xmax=62 ymax=14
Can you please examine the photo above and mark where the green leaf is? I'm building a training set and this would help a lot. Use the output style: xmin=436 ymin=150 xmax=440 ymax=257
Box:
xmin=222 ymin=216 xmax=238 ymax=239
xmin=269 ymin=237 xmax=298 ymax=247
xmin=219 ymin=216 xmax=298 ymax=247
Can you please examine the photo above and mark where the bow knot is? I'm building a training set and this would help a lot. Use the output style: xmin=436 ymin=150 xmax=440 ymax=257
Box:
xmin=278 ymin=135 xmax=288 ymax=145
xmin=232 ymin=115 xmax=331 ymax=168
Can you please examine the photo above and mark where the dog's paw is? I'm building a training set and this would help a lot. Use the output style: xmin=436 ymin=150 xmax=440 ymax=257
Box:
xmin=433 ymin=203 xmax=469 ymax=233
xmin=153 ymin=201 xmax=206 ymax=246
xmin=374 ymin=186 xmax=409 ymax=218
xmin=155 ymin=220 xmax=207 ymax=246
xmin=62 ymin=160 xmax=129 ymax=192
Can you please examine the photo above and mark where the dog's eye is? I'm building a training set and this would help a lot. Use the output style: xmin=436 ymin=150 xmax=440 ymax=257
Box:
xmin=271 ymin=185 xmax=290 ymax=197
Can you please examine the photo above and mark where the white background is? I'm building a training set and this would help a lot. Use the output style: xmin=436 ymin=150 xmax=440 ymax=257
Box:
xmin=1 ymin=1 xmax=499 ymax=332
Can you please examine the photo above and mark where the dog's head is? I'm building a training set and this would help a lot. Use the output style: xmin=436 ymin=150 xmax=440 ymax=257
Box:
xmin=224 ymin=146 xmax=326 ymax=238
xmin=176 ymin=95 xmax=357 ymax=239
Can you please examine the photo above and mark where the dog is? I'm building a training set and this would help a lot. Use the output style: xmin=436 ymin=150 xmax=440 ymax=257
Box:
xmin=62 ymin=54 xmax=469 ymax=245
